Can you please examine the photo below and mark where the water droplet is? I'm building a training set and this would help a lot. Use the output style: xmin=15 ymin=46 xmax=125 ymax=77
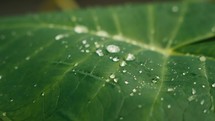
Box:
xmin=96 ymin=49 xmax=104 ymax=56
xmin=82 ymin=40 xmax=87 ymax=45
xmin=139 ymin=70 xmax=143 ymax=74
xmin=110 ymin=74 xmax=115 ymax=79
xmin=192 ymin=88 xmax=196 ymax=95
xmin=212 ymin=83 xmax=215 ymax=88
xmin=74 ymin=25 xmax=88 ymax=33
xmin=130 ymin=93 xmax=134 ymax=96
xmin=167 ymin=104 xmax=171 ymax=109
xmin=113 ymin=78 xmax=118 ymax=83
xmin=126 ymin=53 xmax=135 ymax=61
xmin=14 ymin=66 xmax=18 ymax=70
xmin=41 ymin=92 xmax=45 ymax=96
xmin=120 ymin=61 xmax=127 ymax=67
xmin=112 ymin=57 xmax=119 ymax=62
xmin=0 ymin=75 xmax=2 ymax=80
xmin=211 ymin=26 xmax=215 ymax=32
xmin=199 ymin=56 xmax=206 ymax=62
xmin=96 ymin=30 xmax=109 ymax=37
xmin=161 ymin=97 xmax=164 ymax=101
xmin=198 ymin=67 xmax=202 ymax=70
xmin=55 ymin=34 xmax=69 ymax=40
xmin=106 ymin=79 xmax=110 ymax=82
xmin=182 ymin=72 xmax=186 ymax=75
xmin=203 ymin=109 xmax=207 ymax=113
xmin=119 ymin=117 xmax=124 ymax=120
xmin=25 ymin=56 xmax=30 ymax=61
xmin=138 ymin=104 xmax=142 ymax=108
xmin=132 ymin=88 xmax=137 ymax=93
xmin=34 ymin=84 xmax=37 ymax=87
xmin=188 ymin=95 xmax=196 ymax=101
xmin=124 ymin=81 xmax=129 ymax=84
xmin=106 ymin=45 xmax=120 ymax=53
xmin=193 ymin=82 xmax=197 ymax=85
xmin=122 ymin=69 xmax=127 ymax=73
xmin=167 ymin=88 xmax=174 ymax=92
xmin=10 ymin=99 xmax=14 ymax=102
xmin=85 ymin=50 xmax=90 ymax=53
xmin=200 ymin=100 xmax=205 ymax=105
xmin=202 ymin=85 xmax=205 ymax=88
xmin=2 ymin=112 xmax=6 ymax=117
xmin=172 ymin=6 xmax=179 ymax=13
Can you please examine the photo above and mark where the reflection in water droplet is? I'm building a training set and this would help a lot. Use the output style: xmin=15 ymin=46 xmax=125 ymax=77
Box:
xmin=106 ymin=45 xmax=120 ymax=53
xmin=120 ymin=61 xmax=127 ymax=67
xmin=199 ymin=56 xmax=206 ymax=62
xmin=74 ymin=25 xmax=88 ymax=33
xmin=96 ymin=49 xmax=104 ymax=56
xmin=126 ymin=53 xmax=135 ymax=61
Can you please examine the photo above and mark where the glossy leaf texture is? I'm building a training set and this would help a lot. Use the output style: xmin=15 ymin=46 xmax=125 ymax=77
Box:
xmin=0 ymin=2 xmax=215 ymax=121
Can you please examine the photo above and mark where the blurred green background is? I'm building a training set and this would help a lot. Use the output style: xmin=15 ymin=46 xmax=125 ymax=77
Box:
xmin=0 ymin=0 xmax=214 ymax=16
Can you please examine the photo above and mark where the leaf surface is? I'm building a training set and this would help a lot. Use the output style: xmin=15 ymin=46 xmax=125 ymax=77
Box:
xmin=0 ymin=2 xmax=215 ymax=121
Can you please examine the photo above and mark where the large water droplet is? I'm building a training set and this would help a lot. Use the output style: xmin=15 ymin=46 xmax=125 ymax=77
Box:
xmin=106 ymin=45 xmax=120 ymax=53
xmin=126 ymin=53 xmax=135 ymax=61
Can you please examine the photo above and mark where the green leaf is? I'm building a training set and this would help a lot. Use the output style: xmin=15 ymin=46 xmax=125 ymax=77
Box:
xmin=0 ymin=2 xmax=215 ymax=121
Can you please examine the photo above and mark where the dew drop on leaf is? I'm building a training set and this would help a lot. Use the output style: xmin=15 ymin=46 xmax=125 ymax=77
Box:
xmin=172 ymin=6 xmax=179 ymax=13
xmin=138 ymin=104 xmax=142 ymax=108
xmin=212 ymin=83 xmax=215 ymax=88
xmin=112 ymin=57 xmax=119 ymax=62
xmin=74 ymin=25 xmax=88 ymax=33
xmin=167 ymin=104 xmax=171 ymax=109
xmin=96 ymin=30 xmax=109 ymax=37
xmin=55 ymin=34 xmax=69 ymax=40
xmin=120 ymin=61 xmax=127 ymax=67
xmin=110 ymin=74 xmax=115 ymax=79
xmin=25 ymin=56 xmax=30 ymax=61
xmin=41 ymin=92 xmax=45 ymax=96
xmin=126 ymin=53 xmax=135 ymax=61
xmin=124 ymin=81 xmax=129 ymax=84
xmin=132 ymin=88 xmax=137 ymax=93
xmin=200 ymin=100 xmax=205 ymax=105
xmin=96 ymin=49 xmax=104 ymax=56
xmin=192 ymin=88 xmax=196 ymax=95
xmin=106 ymin=45 xmax=120 ymax=53
xmin=2 ymin=112 xmax=6 ymax=117
xmin=14 ymin=66 xmax=18 ymax=70
xmin=119 ymin=117 xmax=124 ymax=120
xmin=199 ymin=56 xmax=206 ymax=62
xmin=0 ymin=75 xmax=2 ymax=80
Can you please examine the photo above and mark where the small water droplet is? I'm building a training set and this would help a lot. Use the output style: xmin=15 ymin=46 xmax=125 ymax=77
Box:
xmin=138 ymin=104 xmax=142 ymax=108
xmin=122 ymin=69 xmax=127 ymax=73
xmin=106 ymin=45 xmax=120 ymax=53
xmin=193 ymin=82 xmax=197 ymax=85
xmin=10 ymin=99 xmax=14 ymax=102
xmin=106 ymin=79 xmax=110 ymax=82
xmin=55 ymin=34 xmax=69 ymax=40
xmin=198 ymin=68 xmax=202 ymax=70
xmin=120 ymin=61 xmax=127 ymax=67
xmin=202 ymin=85 xmax=205 ymax=88
xmin=14 ymin=66 xmax=18 ymax=70
xmin=25 ymin=56 xmax=30 ymax=61
xmin=167 ymin=104 xmax=171 ymax=109
xmin=126 ymin=53 xmax=135 ymax=61
xmin=119 ymin=117 xmax=124 ymax=120
xmin=211 ymin=26 xmax=215 ymax=32
xmin=200 ymin=100 xmax=205 ymax=105
xmin=182 ymin=72 xmax=186 ymax=75
xmin=0 ymin=75 xmax=2 ymax=80
xmin=110 ymin=74 xmax=115 ymax=79
xmin=188 ymin=95 xmax=196 ymax=102
xmin=82 ymin=40 xmax=87 ymax=44
xmin=192 ymin=88 xmax=196 ymax=95
xmin=96 ymin=49 xmax=104 ymax=56
xmin=112 ymin=57 xmax=119 ymax=62
xmin=34 ymin=84 xmax=37 ymax=87
xmin=212 ymin=83 xmax=215 ymax=88
xmin=132 ymin=88 xmax=137 ymax=93
xmin=124 ymin=81 xmax=129 ymax=85
xmin=41 ymin=92 xmax=45 ymax=96
xmin=85 ymin=50 xmax=90 ymax=53
xmin=139 ymin=70 xmax=143 ymax=74
xmin=74 ymin=25 xmax=88 ymax=33
xmin=113 ymin=78 xmax=118 ymax=83
xmin=172 ymin=6 xmax=179 ymax=13
xmin=167 ymin=88 xmax=174 ymax=92
xmin=130 ymin=93 xmax=134 ymax=96
xmin=203 ymin=109 xmax=207 ymax=113
xmin=199 ymin=56 xmax=206 ymax=62
xmin=2 ymin=112 xmax=6 ymax=117
xmin=161 ymin=97 xmax=164 ymax=101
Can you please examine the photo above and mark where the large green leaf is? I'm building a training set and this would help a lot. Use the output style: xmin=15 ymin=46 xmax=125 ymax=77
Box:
xmin=0 ymin=2 xmax=215 ymax=121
